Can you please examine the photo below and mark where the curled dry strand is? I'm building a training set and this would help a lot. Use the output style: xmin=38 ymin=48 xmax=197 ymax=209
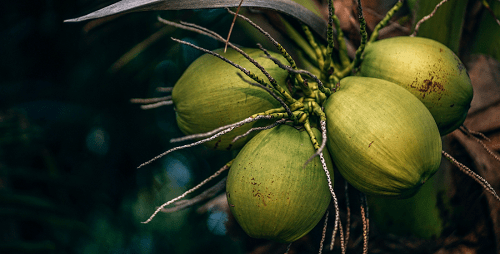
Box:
xmin=412 ymin=0 xmax=451 ymax=37
xmin=231 ymin=118 xmax=287 ymax=144
xmin=138 ymin=115 xmax=272 ymax=168
xmin=160 ymin=177 xmax=226 ymax=213
xmin=442 ymin=150 xmax=500 ymax=202
xmin=142 ymin=161 xmax=231 ymax=224
xmin=171 ymin=115 xmax=273 ymax=143
xmin=319 ymin=210 xmax=329 ymax=254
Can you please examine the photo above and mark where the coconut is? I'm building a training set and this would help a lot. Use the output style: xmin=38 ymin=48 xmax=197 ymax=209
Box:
xmin=358 ymin=36 xmax=473 ymax=135
xmin=324 ymin=76 xmax=442 ymax=198
xmin=172 ymin=48 xmax=290 ymax=150
xmin=226 ymin=124 xmax=333 ymax=243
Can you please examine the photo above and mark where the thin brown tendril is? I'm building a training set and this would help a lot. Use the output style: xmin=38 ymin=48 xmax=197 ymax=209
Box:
xmin=224 ymin=0 xmax=244 ymax=52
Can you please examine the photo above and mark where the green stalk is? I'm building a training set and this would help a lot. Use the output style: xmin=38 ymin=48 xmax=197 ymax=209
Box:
xmin=368 ymin=0 xmax=404 ymax=44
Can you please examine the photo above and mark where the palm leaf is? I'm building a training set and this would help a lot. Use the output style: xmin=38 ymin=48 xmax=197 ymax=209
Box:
xmin=64 ymin=0 xmax=327 ymax=39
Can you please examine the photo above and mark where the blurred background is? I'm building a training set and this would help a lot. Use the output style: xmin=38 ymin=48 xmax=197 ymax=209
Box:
xmin=1 ymin=0 xmax=500 ymax=253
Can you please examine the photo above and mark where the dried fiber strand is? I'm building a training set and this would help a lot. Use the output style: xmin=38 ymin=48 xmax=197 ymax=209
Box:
xmin=236 ymin=72 xmax=293 ymax=118
xmin=179 ymin=21 xmax=283 ymax=91
xmin=442 ymin=150 xmax=500 ymax=202
xmin=345 ymin=180 xmax=351 ymax=247
xmin=156 ymin=87 xmax=173 ymax=92
xmin=460 ymin=126 xmax=500 ymax=163
xmin=138 ymin=116 xmax=269 ymax=168
xmin=160 ymin=178 xmax=226 ymax=213
xmin=319 ymin=210 xmax=329 ymax=254
xmin=139 ymin=100 xmax=173 ymax=109
xmin=171 ymin=115 xmax=273 ymax=143
xmin=360 ymin=193 xmax=369 ymax=254
xmin=461 ymin=125 xmax=491 ymax=141
xmin=232 ymin=118 xmax=286 ymax=143
xmin=225 ymin=8 xmax=299 ymax=70
xmin=130 ymin=96 xmax=172 ymax=104
xmin=412 ymin=0 xmax=451 ymax=37
xmin=142 ymin=162 xmax=231 ymax=223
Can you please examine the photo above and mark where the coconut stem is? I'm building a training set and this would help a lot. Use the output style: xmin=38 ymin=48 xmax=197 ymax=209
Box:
xmin=352 ymin=0 xmax=368 ymax=72
xmin=141 ymin=161 xmax=231 ymax=224
xmin=225 ymin=8 xmax=309 ymax=92
xmin=368 ymin=0 xmax=404 ymax=44
xmin=442 ymin=150 xmax=500 ymax=202
xmin=236 ymin=72 xmax=294 ymax=119
xmin=302 ymin=24 xmax=325 ymax=70
xmin=327 ymin=0 xmax=350 ymax=69
xmin=258 ymin=44 xmax=332 ymax=97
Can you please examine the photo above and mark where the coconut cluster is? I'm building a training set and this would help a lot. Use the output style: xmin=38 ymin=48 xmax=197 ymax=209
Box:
xmin=166 ymin=34 xmax=473 ymax=243
xmin=132 ymin=3 xmax=474 ymax=245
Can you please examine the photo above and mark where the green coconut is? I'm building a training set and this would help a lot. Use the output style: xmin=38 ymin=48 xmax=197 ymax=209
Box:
xmin=324 ymin=76 xmax=442 ymax=198
xmin=226 ymin=124 xmax=333 ymax=243
xmin=358 ymin=36 xmax=473 ymax=135
xmin=172 ymin=48 xmax=290 ymax=150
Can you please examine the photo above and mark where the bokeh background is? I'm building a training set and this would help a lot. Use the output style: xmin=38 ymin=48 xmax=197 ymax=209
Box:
xmin=2 ymin=0 xmax=500 ymax=253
